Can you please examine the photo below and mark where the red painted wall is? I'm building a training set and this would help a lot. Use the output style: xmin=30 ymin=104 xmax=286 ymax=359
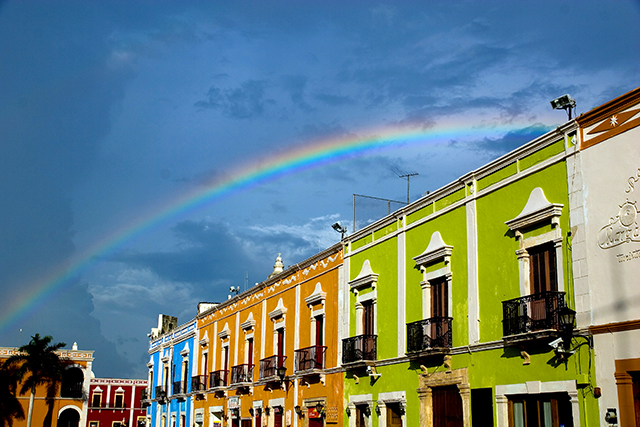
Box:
xmin=87 ymin=378 xmax=148 ymax=427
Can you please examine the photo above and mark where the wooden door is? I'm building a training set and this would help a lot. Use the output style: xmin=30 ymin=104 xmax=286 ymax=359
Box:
xmin=431 ymin=277 xmax=448 ymax=345
xmin=274 ymin=410 xmax=283 ymax=427
xmin=387 ymin=405 xmax=403 ymax=427
xmin=433 ymin=386 xmax=463 ymax=427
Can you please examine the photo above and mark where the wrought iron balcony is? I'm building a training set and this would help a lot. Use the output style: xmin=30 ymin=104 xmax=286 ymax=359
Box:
xmin=502 ymin=291 xmax=567 ymax=337
xmin=172 ymin=380 xmax=187 ymax=395
xmin=60 ymin=382 xmax=83 ymax=398
xmin=209 ymin=370 xmax=228 ymax=388
xmin=294 ymin=345 xmax=327 ymax=372
xmin=191 ymin=375 xmax=207 ymax=392
xmin=230 ymin=364 xmax=254 ymax=384
xmin=342 ymin=334 xmax=377 ymax=364
xmin=259 ymin=355 xmax=286 ymax=379
xmin=406 ymin=317 xmax=453 ymax=353
xmin=154 ymin=385 xmax=167 ymax=400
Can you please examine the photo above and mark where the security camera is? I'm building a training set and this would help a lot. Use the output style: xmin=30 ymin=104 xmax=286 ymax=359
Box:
xmin=549 ymin=337 xmax=563 ymax=349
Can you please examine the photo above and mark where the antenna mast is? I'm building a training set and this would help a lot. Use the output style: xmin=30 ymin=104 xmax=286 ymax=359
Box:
xmin=399 ymin=172 xmax=419 ymax=204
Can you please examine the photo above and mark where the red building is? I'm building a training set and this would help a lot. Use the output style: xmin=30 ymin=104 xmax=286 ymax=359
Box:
xmin=87 ymin=378 xmax=148 ymax=427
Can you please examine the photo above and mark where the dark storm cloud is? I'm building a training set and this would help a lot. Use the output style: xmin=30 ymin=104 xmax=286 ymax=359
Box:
xmin=0 ymin=1 xmax=137 ymax=376
xmin=471 ymin=125 xmax=552 ymax=156
xmin=194 ymin=80 xmax=276 ymax=119
xmin=112 ymin=220 xmax=258 ymax=284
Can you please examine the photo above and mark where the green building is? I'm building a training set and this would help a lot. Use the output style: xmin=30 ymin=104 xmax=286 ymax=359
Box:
xmin=339 ymin=120 xmax=598 ymax=427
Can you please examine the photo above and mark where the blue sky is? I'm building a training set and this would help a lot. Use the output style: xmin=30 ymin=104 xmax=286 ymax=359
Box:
xmin=0 ymin=1 xmax=639 ymax=378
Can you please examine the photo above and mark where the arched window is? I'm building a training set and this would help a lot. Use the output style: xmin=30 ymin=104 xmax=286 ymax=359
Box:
xmin=60 ymin=367 xmax=84 ymax=398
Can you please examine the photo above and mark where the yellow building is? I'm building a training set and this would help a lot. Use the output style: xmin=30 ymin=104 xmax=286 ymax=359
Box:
xmin=192 ymin=244 xmax=343 ymax=427
xmin=0 ymin=343 xmax=94 ymax=427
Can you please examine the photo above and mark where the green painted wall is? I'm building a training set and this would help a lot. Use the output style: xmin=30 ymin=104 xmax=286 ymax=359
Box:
xmin=342 ymin=141 xmax=597 ymax=427
xmin=476 ymin=162 xmax=571 ymax=342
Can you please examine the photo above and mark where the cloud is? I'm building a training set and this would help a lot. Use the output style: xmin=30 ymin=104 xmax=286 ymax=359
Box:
xmin=470 ymin=124 xmax=552 ymax=156
xmin=194 ymin=80 xmax=276 ymax=119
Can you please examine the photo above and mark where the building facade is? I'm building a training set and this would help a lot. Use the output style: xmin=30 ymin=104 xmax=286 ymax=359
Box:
xmin=571 ymin=86 xmax=640 ymax=427
xmin=87 ymin=378 xmax=148 ymax=427
xmin=0 ymin=344 xmax=94 ymax=427
xmin=340 ymin=120 xmax=600 ymax=427
xmin=192 ymin=245 xmax=344 ymax=427
xmin=146 ymin=316 xmax=197 ymax=427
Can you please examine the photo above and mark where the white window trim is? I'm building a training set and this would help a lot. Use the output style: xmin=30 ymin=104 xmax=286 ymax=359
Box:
xmin=495 ymin=380 xmax=579 ymax=427
xmin=350 ymin=260 xmax=378 ymax=337
xmin=376 ymin=391 xmax=407 ymax=427
xmin=505 ymin=187 xmax=564 ymax=296
xmin=413 ymin=231 xmax=453 ymax=319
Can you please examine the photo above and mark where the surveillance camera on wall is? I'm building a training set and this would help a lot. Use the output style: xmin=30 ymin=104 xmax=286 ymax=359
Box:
xmin=549 ymin=337 xmax=563 ymax=349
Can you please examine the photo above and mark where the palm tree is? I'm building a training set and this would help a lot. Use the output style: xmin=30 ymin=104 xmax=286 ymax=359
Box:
xmin=7 ymin=334 xmax=67 ymax=427
xmin=0 ymin=362 xmax=25 ymax=427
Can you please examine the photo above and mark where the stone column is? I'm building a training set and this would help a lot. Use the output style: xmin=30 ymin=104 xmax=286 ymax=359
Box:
xmin=495 ymin=395 xmax=509 ymax=427
xmin=417 ymin=387 xmax=431 ymax=427
xmin=457 ymin=383 xmax=471 ymax=427
xmin=376 ymin=401 xmax=387 ymax=427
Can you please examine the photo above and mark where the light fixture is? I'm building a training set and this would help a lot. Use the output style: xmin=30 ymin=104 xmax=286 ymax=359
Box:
xmin=550 ymin=94 xmax=577 ymax=120
xmin=362 ymin=405 xmax=371 ymax=417
xmin=398 ymin=403 xmax=406 ymax=415
xmin=331 ymin=222 xmax=347 ymax=239
xmin=277 ymin=365 xmax=287 ymax=380
xmin=264 ymin=407 xmax=270 ymax=416
xmin=345 ymin=407 xmax=351 ymax=417
xmin=375 ymin=405 xmax=381 ymax=416
xmin=249 ymin=408 xmax=254 ymax=417
xmin=295 ymin=406 xmax=304 ymax=417
xmin=256 ymin=408 xmax=262 ymax=417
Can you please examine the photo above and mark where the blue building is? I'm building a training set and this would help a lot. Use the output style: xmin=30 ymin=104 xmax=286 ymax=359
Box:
xmin=146 ymin=315 xmax=197 ymax=427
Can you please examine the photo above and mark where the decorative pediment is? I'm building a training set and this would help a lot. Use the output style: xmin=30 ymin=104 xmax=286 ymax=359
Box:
xmin=505 ymin=187 xmax=563 ymax=231
xmin=241 ymin=312 xmax=256 ymax=330
xmin=115 ymin=387 xmax=125 ymax=393
xmin=180 ymin=342 xmax=190 ymax=356
xmin=161 ymin=349 xmax=170 ymax=363
xmin=305 ymin=282 xmax=327 ymax=306
xmin=413 ymin=231 xmax=453 ymax=267
xmin=93 ymin=386 xmax=103 ymax=392
xmin=199 ymin=331 xmax=209 ymax=347
xmin=349 ymin=260 xmax=378 ymax=291
xmin=147 ymin=356 xmax=154 ymax=367
xmin=268 ymin=298 xmax=287 ymax=320
xmin=218 ymin=323 xmax=231 ymax=340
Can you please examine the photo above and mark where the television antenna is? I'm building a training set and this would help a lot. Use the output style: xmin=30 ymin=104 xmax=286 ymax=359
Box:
xmin=392 ymin=167 xmax=419 ymax=204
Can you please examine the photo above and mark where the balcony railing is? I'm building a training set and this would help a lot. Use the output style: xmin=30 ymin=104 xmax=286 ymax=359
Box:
xmin=294 ymin=345 xmax=327 ymax=372
xmin=60 ymin=382 xmax=83 ymax=398
xmin=259 ymin=355 xmax=286 ymax=379
xmin=502 ymin=291 xmax=567 ymax=337
xmin=406 ymin=317 xmax=453 ymax=353
xmin=155 ymin=385 xmax=167 ymax=400
xmin=191 ymin=375 xmax=207 ymax=392
xmin=342 ymin=334 xmax=377 ymax=364
xmin=230 ymin=364 xmax=254 ymax=384
xmin=172 ymin=380 xmax=186 ymax=395
xmin=209 ymin=370 xmax=228 ymax=388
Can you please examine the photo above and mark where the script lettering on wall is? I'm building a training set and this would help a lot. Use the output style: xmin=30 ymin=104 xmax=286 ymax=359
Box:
xmin=598 ymin=166 xmax=640 ymax=250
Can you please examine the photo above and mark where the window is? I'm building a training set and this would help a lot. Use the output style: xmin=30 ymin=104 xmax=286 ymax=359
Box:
xmin=247 ymin=338 xmax=254 ymax=366
xmin=92 ymin=392 xmax=102 ymax=408
xmin=363 ymin=301 xmax=374 ymax=336
xmin=114 ymin=393 xmax=124 ymax=408
xmin=137 ymin=417 xmax=146 ymax=427
xmin=277 ymin=328 xmax=285 ymax=367
xmin=529 ymin=243 xmax=558 ymax=294
xmin=387 ymin=404 xmax=403 ymax=427
xmin=90 ymin=422 xmax=99 ymax=427
xmin=431 ymin=276 xmax=448 ymax=318
xmin=202 ymin=353 xmax=208 ymax=376
xmin=508 ymin=393 xmax=573 ymax=427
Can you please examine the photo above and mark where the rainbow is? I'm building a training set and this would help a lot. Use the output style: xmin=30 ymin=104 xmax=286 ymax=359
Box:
xmin=0 ymin=122 xmax=536 ymax=334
